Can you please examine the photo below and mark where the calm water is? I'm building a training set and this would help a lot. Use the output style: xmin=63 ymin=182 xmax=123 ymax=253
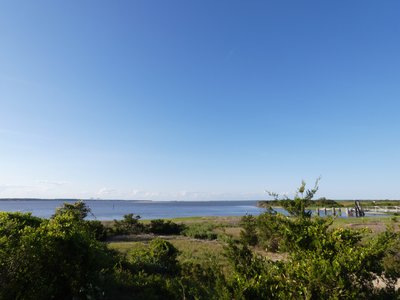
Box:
xmin=0 ymin=200 xmax=385 ymax=220
xmin=0 ymin=200 xmax=267 ymax=220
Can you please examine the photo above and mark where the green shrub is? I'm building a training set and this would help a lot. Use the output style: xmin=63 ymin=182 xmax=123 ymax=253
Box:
xmin=0 ymin=211 xmax=116 ymax=299
xmin=53 ymin=200 xmax=91 ymax=220
xmin=381 ymin=230 xmax=400 ymax=287
xmin=239 ymin=214 xmax=258 ymax=246
xmin=182 ymin=223 xmax=218 ymax=240
xmin=225 ymin=216 xmax=399 ymax=299
xmin=223 ymin=180 xmax=400 ymax=299
xmin=313 ymin=197 xmax=343 ymax=207
xmin=0 ymin=211 xmax=43 ymax=240
xmin=147 ymin=219 xmax=185 ymax=235
xmin=256 ymin=209 xmax=286 ymax=252
xmin=86 ymin=219 xmax=109 ymax=241
xmin=179 ymin=260 xmax=229 ymax=300
xmin=114 ymin=213 xmax=145 ymax=235
xmin=127 ymin=238 xmax=180 ymax=275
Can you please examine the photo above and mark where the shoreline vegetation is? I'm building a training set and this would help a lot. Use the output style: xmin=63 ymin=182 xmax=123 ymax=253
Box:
xmin=257 ymin=198 xmax=400 ymax=208
xmin=1 ymin=182 xmax=399 ymax=299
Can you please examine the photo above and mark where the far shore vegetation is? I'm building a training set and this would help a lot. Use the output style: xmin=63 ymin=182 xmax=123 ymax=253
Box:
xmin=0 ymin=182 xmax=399 ymax=299
xmin=258 ymin=198 xmax=400 ymax=208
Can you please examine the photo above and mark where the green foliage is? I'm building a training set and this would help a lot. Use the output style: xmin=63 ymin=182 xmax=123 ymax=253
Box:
xmin=86 ymin=219 xmax=109 ymax=241
xmin=279 ymin=179 xmax=319 ymax=218
xmin=179 ymin=260 xmax=229 ymax=300
xmin=255 ymin=207 xmax=288 ymax=252
xmin=53 ymin=200 xmax=91 ymax=220
xmin=147 ymin=219 xmax=185 ymax=235
xmin=224 ymin=239 xmax=283 ymax=299
xmin=223 ymin=181 xmax=400 ymax=299
xmin=239 ymin=214 xmax=258 ymax=246
xmin=0 ymin=211 xmax=42 ymax=240
xmin=128 ymin=238 xmax=180 ymax=275
xmin=313 ymin=197 xmax=343 ymax=207
xmin=226 ymin=215 xmax=399 ymax=299
xmin=113 ymin=213 xmax=145 ymax=234
xmin=148 ymin=238 xmax=180 ymax=273
xmin=381 ymin=230 xmax=400 ymax=287
xmin=226 ymin=212 xmax=400 ymax=298
xmin=0 ymin=203 xmax=227 ymax=299
xmin=182 ymin=223 xmax=218 ymax=240
xmin=279 ymin=226 xmax=398 ymax=299
xmin=1 ymin=196 xmax=399 ymax=299
xmin=0 ymin=211 xmax=116 ymax=299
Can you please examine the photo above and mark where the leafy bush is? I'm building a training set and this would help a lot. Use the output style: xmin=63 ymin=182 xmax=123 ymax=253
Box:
xmin=182 ymin=223 xmax=218 ymax=240
xmin=128 ymin=238 xmax=180 ymax=274
xmin=113 ymin=213 xmax=145 ymax=235
xmin=256 ymin=210 xmax=286 ymax=252
xmin=86 ymin=219 xmax=109 ymax=241
xmin=381 ymin=230 xmax=400 ymax=288
xmin=0 ymin=204 xmax=227 ymax=299
xmin=0 ymin=211 xmax=42 ymax=238
xmin=313 ymin=197 xmax=343 ymax=207
xmin=0 ymin=211 xmax=116 ymax=299
xmin=147 ymin=219 xmax=185 ymax=235
xmin=225 ymin=215 xmax=400 ymax=299
xmin=53 ymin=200 xmax=91 ymax=220
xmin=179 ymin=260 xmax=229 ymax=300
xmin=239 ymin=214 xmax=258 ymax=246
xmin=222 ymin=180 xmax=400 ymax=299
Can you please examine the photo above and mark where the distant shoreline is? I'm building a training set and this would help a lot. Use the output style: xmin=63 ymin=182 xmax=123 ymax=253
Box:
xmin=1 ymin=198 xmax=400 ymax=202
xmin=0 ymin=198 xmax=152 ymax=202
xmin=0 ymin=198 xmax=261 ymax=203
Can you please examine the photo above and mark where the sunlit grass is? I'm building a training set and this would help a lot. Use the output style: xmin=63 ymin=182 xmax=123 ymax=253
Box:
xmin=108 ymin=237 xmax=227 ymax=264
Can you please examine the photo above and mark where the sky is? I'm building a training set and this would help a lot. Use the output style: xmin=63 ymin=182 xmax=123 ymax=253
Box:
xmin=1 ymin=1 xmax=400 ymax=200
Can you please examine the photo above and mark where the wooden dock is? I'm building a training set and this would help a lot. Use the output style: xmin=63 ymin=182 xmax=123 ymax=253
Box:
xmin=313 ymin=206 xmax=399 ymax=217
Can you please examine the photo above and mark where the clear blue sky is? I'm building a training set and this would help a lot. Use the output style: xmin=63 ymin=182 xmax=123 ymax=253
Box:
xmin=1 ymin=1 xmax=399 ymax=200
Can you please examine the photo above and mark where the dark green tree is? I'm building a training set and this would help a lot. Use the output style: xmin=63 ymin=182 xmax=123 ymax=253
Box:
xmin=114 ymin=213 xmax=144 ymax=234
xmin=53 ymin=200 xmax=92 ymax=220
xmin=239 ymin=214 xmax=258 ymax=246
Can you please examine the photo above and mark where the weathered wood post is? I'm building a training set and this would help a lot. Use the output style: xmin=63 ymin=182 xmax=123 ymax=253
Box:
xmin=324 ymin=207 xmax=327 ymax=216
xmin=317 ymin=207 xmax=320 ymax=216
xmin=333 ymin=207 xmax=336 ymax=216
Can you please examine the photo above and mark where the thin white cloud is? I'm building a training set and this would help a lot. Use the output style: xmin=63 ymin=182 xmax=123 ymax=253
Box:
xmin=97 ymin=188 xmax=117 ymax=197
xmin=0 ymin=182 xmax=267 ymax=201
xmin=36 ymin=180 xmax=69 ymax=186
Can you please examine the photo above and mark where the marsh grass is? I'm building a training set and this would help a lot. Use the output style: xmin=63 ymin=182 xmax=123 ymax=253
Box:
xmin=108 ymin=214 xmax=397 ymax=277
xmin=108 ymin=237 xmax=226 ymax=264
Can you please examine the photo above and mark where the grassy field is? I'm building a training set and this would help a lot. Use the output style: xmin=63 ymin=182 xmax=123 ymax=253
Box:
xmin=109 ymin=238 xmax=226 ymax=264
xmin=107 ymin=216 xmax=238 ymax=263
xmin=107 ymin=214 xmax=398 ymax=266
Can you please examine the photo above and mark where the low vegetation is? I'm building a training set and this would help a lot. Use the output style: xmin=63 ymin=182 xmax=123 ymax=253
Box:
xmin=258 ymin=198 xmax=400 ymax=209
xmin=0 ymin=181 xmax=399 ymax=299
xmin=182 ymin=223 xmax=218 ymax=240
